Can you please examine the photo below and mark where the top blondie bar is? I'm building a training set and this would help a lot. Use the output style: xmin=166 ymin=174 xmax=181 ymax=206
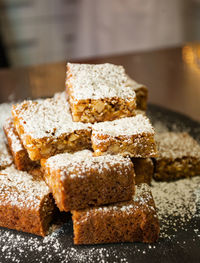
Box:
xmin=66 ymin=63 xmax=137 ymax=123
xmin=12 ymin=93 xmax=92 ymax=161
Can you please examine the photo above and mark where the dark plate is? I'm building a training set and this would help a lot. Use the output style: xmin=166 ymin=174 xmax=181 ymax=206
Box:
xmin=0 ymin=104 xmax=200 ymax=263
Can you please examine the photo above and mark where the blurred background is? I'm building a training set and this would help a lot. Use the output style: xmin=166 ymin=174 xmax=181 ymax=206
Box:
xmin=0 ymin=0 xmax=200 ymax=68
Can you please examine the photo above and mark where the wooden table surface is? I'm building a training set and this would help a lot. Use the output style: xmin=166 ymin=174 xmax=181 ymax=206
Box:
xmin=0 ymin=43 xmax=200 ymax=121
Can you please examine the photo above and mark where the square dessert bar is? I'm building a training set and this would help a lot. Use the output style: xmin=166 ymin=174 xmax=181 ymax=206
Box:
xmin=72 ymin=184 xmax=160 ymax=245
xmin=154 ymin=132 xmax=200 ymax=181
xmin=0 ymin=165 xmax=56 ymax=236
xmin=0 ymin=133 xmax=13 ymax=170
xmin=4 ymin=118 xmax=38 ymax=171
xmin=132 ymin=158 xmax=154 ymax=185
xmin=126 ymin=76 xmax=148 ymax=110
xmin=12 ymin=93 xmax=92 ymax=161
xmin=92 ymin=114 xmax=157 ymax=157
xmin=66 ymin=63 xmax=136 ymax=123
xmin=41 ymin=150 xmax=135 ymax=211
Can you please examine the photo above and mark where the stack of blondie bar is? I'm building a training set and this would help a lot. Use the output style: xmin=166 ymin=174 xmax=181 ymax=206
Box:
xmin=2 ymin=62 xmax=199 ymax=245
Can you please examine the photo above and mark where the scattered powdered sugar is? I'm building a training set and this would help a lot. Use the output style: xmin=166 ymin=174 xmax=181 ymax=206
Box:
xmin=12 ymin=95 xmax=91 ymax=140
xmin=0 ymin=225 xmax=131 ymax=263
xmin=151 ymin=176 xmax=200 ymax=238
xmin=67 ymin=63 xmax=136 ymax=100
xmin=0 ymin=101 xmax=200 ymax=262
xmin=44 ymin=150 xmax=132 ymax=180
xmin=0 ymin=176 xmax=199 ymax=262
xmin=0 ymin=165 xmax=50 ymax=208
xmin=92 ymin=114 xmax=155 ymax=136
xmin=156 ymin=132 xmax=200 ymax=159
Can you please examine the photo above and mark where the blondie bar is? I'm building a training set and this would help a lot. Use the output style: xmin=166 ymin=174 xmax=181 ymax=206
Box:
xmin=41 ymin=150 xmax=135 ymax=211
xmin=12 ymin=93 xmax=91 ymax=161
xmin=92 ymin=114 xmax=157 ymax=157
xmin=72 ymin=184 xmax=160 ymax=245
xmin=0 ymin=165 xmax=56 ymax=236
xmin=66 ymin=63 xmax=136 ymax=123
xmin=132 ymin=158 xmax=154 ymax=185
xmin=4 ymin=118 xmax=38 ymax=170
xmin=126 ymin=76 xmax=148 ymax=110
xmin=154 ymin=132 xmax=200 ymax=181
xmin=0 ymin=133 xmax=13 ymax=170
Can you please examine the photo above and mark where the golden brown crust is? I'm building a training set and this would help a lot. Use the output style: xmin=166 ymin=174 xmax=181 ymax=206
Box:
xmin=72 ymin=184 xmax=160 ymax=245
xmin=67 ymin=96 xmax=136 ymax=123
xmin=0 ymin=193 xmax=55 ymax=237
xmin=3 ymin=118 xmax=38 ymax=171
xmin=92 ymin=133 xmax=157 ymax=158
xmin=91 ymin=115 xmax=157 ymax=158
xmin=0 ymin=166 xmax=56 ymax=236
xmin=41 ymin=151 xmax=135 ymax=211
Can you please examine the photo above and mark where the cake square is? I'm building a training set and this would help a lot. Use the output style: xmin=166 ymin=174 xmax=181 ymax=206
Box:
xmin=0 ymin=133 xmax=13 ymax=170
xmin=4 ymin=118 xmax=38 ymax=171
xmin=126 ymin=76 xmax=148 ymax=110
xmin=91 ymin=114 xmax=157 ymax=157
xmin=132 ymin=158 xmax=154 ymax=185
xmin=41 ymin=150 xmax=135 ymax=212
xmin=66 ymin=63 xmax=136 ymax=123
xmin=12 ymin=93 xmax=92 ymax=161
xmin=0 ymin=165 xmax=56 ymax=236
xmin=72 ymin=184 xmax=160 ymax=245
xmin=154 ymin=132 xmax=200 ymax=181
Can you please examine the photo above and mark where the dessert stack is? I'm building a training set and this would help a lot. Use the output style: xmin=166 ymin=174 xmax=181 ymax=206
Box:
xmin=0 ymin=62 xmax=160 ymax=244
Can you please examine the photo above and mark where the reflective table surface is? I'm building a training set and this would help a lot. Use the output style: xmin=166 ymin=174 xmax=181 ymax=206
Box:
xmin=0 ymin=43 xmax=200 ymax=121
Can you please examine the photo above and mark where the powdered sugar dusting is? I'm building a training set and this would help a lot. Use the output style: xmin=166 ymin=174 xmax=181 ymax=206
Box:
xmin=4 ymin=118 xmax=24 ymax=153
xmin=0 ymin=103 xmax=12 ymax=131
xmin=12 ymin=94 xmax=91 ymax=140
xmin=44 ymin=150 xmax=132 ymax=179
xmin=152 ymin=176 xmax=200 ymax=238
xmin=0 ymin=103 xmax=199 ymax=262
xmin=0 ymin=133 xmax=13 ymax=169
xmin=0 ymin=176 xmax=199 ymax=262
xmin=0 ymin=103 xmax=13 ymax=169
xmin=0 ymin=165 xmax=50 ymax=208
xmin=92 ymin=114 xmax=155 ymax=136
xmin=67 ymin=63 xmax=136 ymax=100
xmin=156 ymin=132 xmax=200 ymax=159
